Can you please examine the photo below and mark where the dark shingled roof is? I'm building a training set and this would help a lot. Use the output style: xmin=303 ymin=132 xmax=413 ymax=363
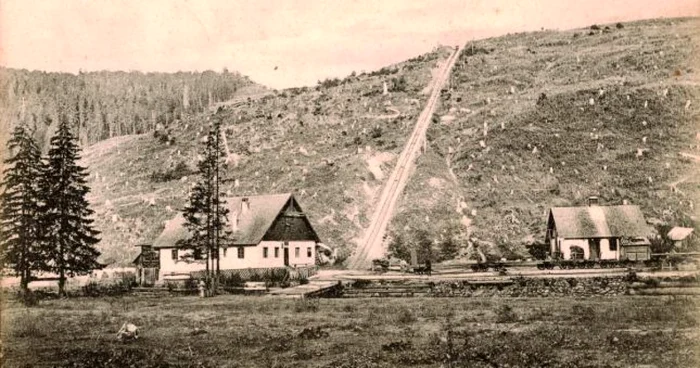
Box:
xmin=154 ymin=193 xmax=305 ymax=248
xmin=549 ymin=205 xmax=652 ymax=239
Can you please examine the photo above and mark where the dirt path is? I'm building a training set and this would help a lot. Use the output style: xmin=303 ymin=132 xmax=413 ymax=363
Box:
xmin=679 ymin=152 xmax=700 ymax=162
xmin=348 ymin=47 xmax=463 ymax=269
xmin=363 ymin=106 xmax=401 ymax=120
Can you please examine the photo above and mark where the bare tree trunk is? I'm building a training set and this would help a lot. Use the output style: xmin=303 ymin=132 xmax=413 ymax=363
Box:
xmin=214 ymin=124 xmax=221 ymax=295
xmin=58 ymin=241 xmax=66 ymax=297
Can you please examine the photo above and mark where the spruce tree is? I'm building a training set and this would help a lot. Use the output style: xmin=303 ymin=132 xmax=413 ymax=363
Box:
xmin=0 ymin=125 xmax=48 ymax=293
xmin=181 ymin=120 xmax=230 ymax=295
xmin=42 ymin=118 xmax=102 ymax=296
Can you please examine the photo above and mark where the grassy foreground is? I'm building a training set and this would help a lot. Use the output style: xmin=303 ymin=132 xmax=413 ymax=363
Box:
xmin=1 ymin=294 xmax=698 ymax=367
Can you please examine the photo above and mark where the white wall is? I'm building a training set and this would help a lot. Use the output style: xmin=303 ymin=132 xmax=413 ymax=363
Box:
xmin=598 ymin=238 xmax=619 ymax=260
xmin=220 ymin=240 xmax=316 ymax=269
xmin=558 ymin=238 xmax=619 ymax=260
xmin=159 ymin=240 xmax=317 ymax=277
xmin=559 ymin=239 xmax=589 ymax=260
xmin=159 ymin=249 xmax=206 ymax=278
xmin=284 ymin=240 xmax=317 ymax=267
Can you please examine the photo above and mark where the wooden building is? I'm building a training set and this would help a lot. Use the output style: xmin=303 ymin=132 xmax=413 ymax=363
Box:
xmin=546 ymin=198 xmax=653 ymax=261
xmin=132 ymin=244 xmax=160 ymax=286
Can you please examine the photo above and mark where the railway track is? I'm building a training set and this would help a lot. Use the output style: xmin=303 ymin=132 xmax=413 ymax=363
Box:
xmin=349 ymin=47 xmax=462 ymax=269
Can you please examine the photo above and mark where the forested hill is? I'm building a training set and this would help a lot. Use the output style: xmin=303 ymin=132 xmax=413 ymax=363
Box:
xmin=0 ymin=68 xmax=260 ymax=151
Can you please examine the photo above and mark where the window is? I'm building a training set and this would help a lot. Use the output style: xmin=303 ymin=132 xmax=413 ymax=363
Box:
xmin=263 ymin=247 xmax=269 ymax=258
xmin=223 ymin=247 xmax=227 ymax=257
xmin=307 ymin=247 xmax=312 ymax=257
xmin=570 ymin=246 xmax=585 ymax=260
xmin=295 ymin=247 xmax=300 ymax=258
xmin=193 ymin=248 xmax=204 ymax=260
xmin=171 ymin=249 xmax=178 ymax=260
xmin=274 ymin=247 xmax=279 ymax=258
xmin=237 ymin=247 xmax=245 ymax=259
xmin=610 ymin=239 xmax=617 ymax=251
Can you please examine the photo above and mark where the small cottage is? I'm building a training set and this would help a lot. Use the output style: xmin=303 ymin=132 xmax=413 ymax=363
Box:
xmin=132 ymin=244 xmax=159 ymax=286
xmin=546 ymin=198 xmax=653 ymax=261
xmin=154 ymin=193 xmax=321 ymax=279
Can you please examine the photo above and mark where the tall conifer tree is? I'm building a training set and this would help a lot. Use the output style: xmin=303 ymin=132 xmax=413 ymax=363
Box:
xmin=181 ymin=120 xmax=229 ymax=295
xmin=42 ymin=118 xmax=102 ymax=296
xmin=0 ymin=125 xmax=47 ymax=293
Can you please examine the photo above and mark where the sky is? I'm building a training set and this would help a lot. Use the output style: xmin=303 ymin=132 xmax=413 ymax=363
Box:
xmin=1 ymin=0 xmax=698 ymax=89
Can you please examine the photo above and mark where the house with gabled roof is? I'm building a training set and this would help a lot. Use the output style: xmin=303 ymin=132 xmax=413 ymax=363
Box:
xmin=545 ymin=197 xmax=653 ymax=261
xmin=153 ymin=193 xmax=321 ymax=279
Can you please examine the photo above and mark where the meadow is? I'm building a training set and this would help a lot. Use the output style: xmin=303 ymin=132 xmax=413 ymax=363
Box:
xmin=2 ymin=294 xmax=698 ymax=367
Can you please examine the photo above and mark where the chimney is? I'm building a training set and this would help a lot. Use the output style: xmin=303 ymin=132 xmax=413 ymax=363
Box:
xmin=241 ymin=197 xmax=250 ymax=214
xmin=587 ymin=196 xmax=599 ymax=207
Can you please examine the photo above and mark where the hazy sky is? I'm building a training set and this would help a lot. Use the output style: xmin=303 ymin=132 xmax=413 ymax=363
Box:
xmin=1 ymin=0 xmax=698 ymax=89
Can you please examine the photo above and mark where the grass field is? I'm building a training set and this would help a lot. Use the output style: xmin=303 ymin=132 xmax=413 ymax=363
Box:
xmin=2 ymin=294 xmax=698 ymax=367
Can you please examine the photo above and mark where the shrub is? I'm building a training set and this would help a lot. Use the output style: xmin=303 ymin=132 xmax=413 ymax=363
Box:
xmin=352 ymin=279 xmax=373 ymax=289
xmin=370 ymin=126 xmax=383 ymax=139
xmin=644 ymin=278 xmax=661 ymax=287
xmin=317 ymin=78 xmax=341 ymax=89
xmin=150 ymin=161 xmax=191 ymax=182
xmin=463 ymin=45 xmax=491 ymax=57
xmin=526 ymin=242 xmax=549 ymax=260
xmin=82 ymin=277 xmax=133 ymax=297
xmin=390 ymin=76 xmax=408 ymax=93
xmin=624 ymin=271 xmax=638 ymax=283
xmin=616 ymin=22 xmax=624 ymax=29
xmin=590 ymin=24 xmax=601 ymax=30
xmin=264 ymin=268 xmax=291 ymax=288
xmin=439 ymin=236 xmax=460 ymax=261
xmin=153 ymin=129 xmax=175 ymax=145
xmin=220 ymin=272 xmax=245 ymax=288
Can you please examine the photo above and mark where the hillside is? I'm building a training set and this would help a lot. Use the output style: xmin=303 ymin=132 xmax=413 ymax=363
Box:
xmin=80 ymin=47 xmax=454 ymax=265
xmin=75 ymin=18 xmax=700 ymax=266
xmin=393 ymin=18 xmax=700 ymax=259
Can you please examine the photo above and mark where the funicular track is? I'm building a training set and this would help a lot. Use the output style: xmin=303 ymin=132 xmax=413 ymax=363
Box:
xmin=349 ymin=47 xmax=462 ymax=269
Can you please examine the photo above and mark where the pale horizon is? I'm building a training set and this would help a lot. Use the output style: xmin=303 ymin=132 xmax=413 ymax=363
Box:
xmin=1 ymin=0 xmax=698 ymax=89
